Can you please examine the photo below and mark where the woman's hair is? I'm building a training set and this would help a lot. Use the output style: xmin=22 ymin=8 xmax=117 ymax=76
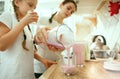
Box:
xmin=92 ymin=35 xmax=106 ymax=45
xmin=49 ymin=0 xmax=77 ymax=23
xmin=12 ymin=0 xmax=29 ymax=51
xmin=62 ymin=0 xmax=77 ymax=11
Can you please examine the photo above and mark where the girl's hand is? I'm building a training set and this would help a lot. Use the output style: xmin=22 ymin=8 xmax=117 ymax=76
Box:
xmin=42 ymin=58 xmax=57 ymax=69
xmin=34 ymin=51 xmax=57 ymax=69
xmin=20 ymin=10 xmax=39 ymax=25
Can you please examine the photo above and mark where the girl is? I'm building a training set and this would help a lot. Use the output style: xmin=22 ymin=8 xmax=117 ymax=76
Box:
xmin=0 ymin=0 xmax=56 ymax=79
xmin=34 ymin=0 xmax=77 ymax=78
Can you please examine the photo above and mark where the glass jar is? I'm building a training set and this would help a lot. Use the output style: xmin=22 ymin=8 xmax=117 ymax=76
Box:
xmin=60 ymin=47 xmax=76 ymax=75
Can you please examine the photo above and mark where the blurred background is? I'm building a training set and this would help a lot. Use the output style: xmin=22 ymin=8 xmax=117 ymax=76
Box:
xmin=1 ymin=0 xmax=120 ymax=49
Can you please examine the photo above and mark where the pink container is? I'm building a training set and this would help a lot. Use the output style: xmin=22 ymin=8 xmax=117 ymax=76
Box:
xmin=73 ymin=42 xmax=85 ymax=66
xmin=61 ymin=65 xmax=75 ymax=75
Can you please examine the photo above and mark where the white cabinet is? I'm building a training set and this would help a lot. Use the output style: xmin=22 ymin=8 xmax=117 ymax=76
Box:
xmin=0 ymin=0 xmax=4 ymax=14
xmin=0 ymin=0 xmax=11 ymax=14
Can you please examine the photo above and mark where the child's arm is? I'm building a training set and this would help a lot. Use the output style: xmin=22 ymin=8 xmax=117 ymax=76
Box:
xmin=0 ymin=11 xmax=38 ymax=51
xmin=34 ymin=50 xmax=57 ymax=69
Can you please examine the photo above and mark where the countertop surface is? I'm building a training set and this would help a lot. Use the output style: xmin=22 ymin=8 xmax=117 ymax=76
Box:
xmin=39 ymin=60 xmax=120 ymax=79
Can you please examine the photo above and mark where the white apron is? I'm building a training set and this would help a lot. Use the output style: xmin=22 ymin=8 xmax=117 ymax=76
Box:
xmin=0 ymin=12 xmax=35 ymax=79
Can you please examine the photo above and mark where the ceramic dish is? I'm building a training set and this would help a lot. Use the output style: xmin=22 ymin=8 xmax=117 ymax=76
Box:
xmin=103 ymin=60 xmax=120 ymax=71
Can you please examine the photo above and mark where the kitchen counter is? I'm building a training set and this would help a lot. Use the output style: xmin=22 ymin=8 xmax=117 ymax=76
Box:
xmin=39 ymin=60 xmax=120 ymax=79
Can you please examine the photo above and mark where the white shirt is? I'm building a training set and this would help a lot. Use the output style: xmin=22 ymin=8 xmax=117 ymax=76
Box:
xmin=34 ymin=14 xmax=75 ymax=73
xmin=34 ymin=14 xmax=61 ymax=73
xmin=0 ymin=11 xmax=35 ymax=79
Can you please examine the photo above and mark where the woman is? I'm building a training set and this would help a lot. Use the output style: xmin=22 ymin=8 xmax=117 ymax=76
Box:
xmin=34 ymin=0 xmax=77 ymax=78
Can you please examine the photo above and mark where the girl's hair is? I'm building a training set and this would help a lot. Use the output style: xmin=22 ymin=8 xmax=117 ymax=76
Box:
xmin=92 ymin=35 xmax=106 ymax=45
xmin=49 ymin=0 xmax=77 ymax=23
xmin=12 ymin=0 xmax=29 ymax=51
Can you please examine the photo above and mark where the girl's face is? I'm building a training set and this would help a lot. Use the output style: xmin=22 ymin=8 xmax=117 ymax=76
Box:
xmin=59 ymin=2 xmax=76 ymax=18
xmin=16 ymin=0 xmax=37 ymax=18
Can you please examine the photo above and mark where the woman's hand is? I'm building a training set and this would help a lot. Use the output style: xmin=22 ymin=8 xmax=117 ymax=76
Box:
xmin=47 ymin=44 xmax=65 ymax=52
xmin=34 ymin=27 xmax=65 ymax=52
xmin=34 ymin=27 xmax=50 ymax=44
xmin=47 ymin=34 xmax=65 ymax=52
